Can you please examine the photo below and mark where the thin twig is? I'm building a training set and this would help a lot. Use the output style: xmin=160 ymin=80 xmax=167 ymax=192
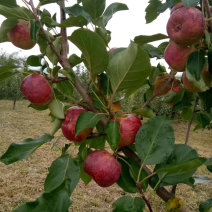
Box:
xmin=86 ymin=132 xmax=106 ymax=139
xmin=203 ymin=0 xmax=212 ymax=32
xmin=46 ymin=77 xmax=68 ymax=83
xmin=136 ymin=182 xmax=153 ymax=212
xmin=171 ymin=97 xmax=199 ymax=194
xmin=142 ymin=72 xmax=175 ymax=108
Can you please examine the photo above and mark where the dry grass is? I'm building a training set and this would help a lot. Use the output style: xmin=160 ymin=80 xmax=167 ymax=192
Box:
xmin=0 ymin=100 xmax=211 ymax=212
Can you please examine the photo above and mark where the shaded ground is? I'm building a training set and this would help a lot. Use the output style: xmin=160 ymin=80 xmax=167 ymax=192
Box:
xmin=0 ymin=100 xmax=211 ymax=212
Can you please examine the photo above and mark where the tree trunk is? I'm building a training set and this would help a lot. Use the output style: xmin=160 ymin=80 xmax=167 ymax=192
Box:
xmin=13 ymin=98 xmax=16 ymax=110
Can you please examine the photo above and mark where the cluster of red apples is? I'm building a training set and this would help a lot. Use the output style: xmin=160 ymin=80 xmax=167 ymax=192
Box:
xmin=20 ymin=73 xmax=142 ymax=187
xmin=154 ymin=2 xmax=212 ymax=100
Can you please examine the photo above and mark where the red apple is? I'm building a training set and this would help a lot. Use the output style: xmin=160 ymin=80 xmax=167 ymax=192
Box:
xmin=168 ymin=87 xmax=182 ymax=106
xmin=164 ymin=42 xmax=196 ymax=72
xmin=167 ymin=7 xmax=206 ymax=47
xmin=20 ymin=74 xmax=53 ymax=106
xmin=113 ymin=114 xmax=142 ymax=146
xmin=61 ymin=107 xmax=93 ymax=142
xmin=170 ymin=2 xmax=184 ymax=15
xmin=7 ymin=19 xmax=37 ymax=50
xmin=182 ymin=67 xmax=211 ymax=92
xmin=83 ymin=150 xmax=121 ymax=187
xmin=154 ymin=72 xmax=178 ymax=96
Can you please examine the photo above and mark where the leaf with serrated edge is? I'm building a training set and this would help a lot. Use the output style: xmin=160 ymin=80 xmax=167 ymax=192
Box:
xmin=135 ymin=116 xmax=175 ymax=165
xmin=107 ymin=42 xmax=151 ymax=97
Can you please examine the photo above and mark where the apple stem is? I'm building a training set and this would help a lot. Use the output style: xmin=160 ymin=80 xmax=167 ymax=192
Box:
xmin=142 ymin=71 xmax=176 ymax=109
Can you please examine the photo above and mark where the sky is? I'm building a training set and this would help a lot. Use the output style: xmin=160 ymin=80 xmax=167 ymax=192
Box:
xmin=0 ymin=0 xmax=171 ymax=69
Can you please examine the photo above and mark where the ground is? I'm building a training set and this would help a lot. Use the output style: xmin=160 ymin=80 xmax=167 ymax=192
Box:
xmin=0 ymin=100 xmax=211 ymax=212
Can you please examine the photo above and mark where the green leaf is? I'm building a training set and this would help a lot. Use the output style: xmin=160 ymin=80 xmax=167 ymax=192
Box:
xmin=64 ymin=4 xmax=90 ymax=23
xmin=89 ymin=136 xmax=106 ymax=149
xmin=142 ymin=44 xmax=163 ymax=59
xmin=79 ymin=163 xmax=92 ymax=185
xmin=195 ymin=113 xmax=211 ymax=129
xmin=28 ymin=103 xmax=49 ymax=111
xmin=132 ymin=108 xmax=155 ymax=118
xmin=112 ymin=196 xmax=145 ymax=212
xmin=69 ymin=29 xmax=109 ymax=75
xmin=46 ymin=37 xmax=61 ymax=65
xmin=41 ymin=9 xmax=51 ymax=19
xmin=199 ymin=88 xmax=212 ymax=110
xmin=68 ymin=54 xmax=82 ymax=67
xmin=50 ymin=118 xmax=63 ymax=136
xmin=0 ymin=0 xmax=17 ymax=7
xmin=14 ymin=182 xmax=72 ymax=212
xmin=105 ymin=120 xmax=121 ymax=150
xmin=44 ymin=154 xmax=80 ymax=195
xmin=0 ymin=18 xmax=18 ymax=43
xmin=158 ymin=41 xmax=169 ymax=53
xmin=0 ymin=134 xmax=53 ymax=165
xmin=109 ymin=47 xmax=126 ymax=60
xmin=182 ymin=0 xmax=199 ymax=7
xmin=0 ymin=5 xmax=33 ymax=20
xmin=107 ymin=42 xmax=151 ymax=97
xmin=48 ymin=99 xmax=65 ymax=119
xmin=149 ymin=66 xmax=162 ymax=86
xmin=199 ymin=199 xmax=212 ymax=212
xmin=0 ymin=65 xmax=20 ymax=75
xmin=158 ymin=0 xmax=174 ymax=13
xmin=103 ymin=3 xmax=128 ymax=26
xmin=30 ymin=20 xmax=41 ymax=43
xmin=39 ymin=0 xmax=60 ymax=5
xmin=95 ymin=27 xmax=111 ymax=45
xmin=172 ymin=91 xmax=195 ymax=111
xmin=135 ymin=116 xmax=175 ymax=165
xmin=187 ymin=51 xmax=206 ymax=81
xmin=185 ymin=68 xmax=209 ymax=92
xmin=117 ymin=157 xmax=138 ymax=193
xmin=174 ymin=88 xmax=185 ymax=104
xmin=154 ymin=144 xmax=199 ymax=187
xmin=180 ymin=107 xmax=193 ymax=121
xmin=75 ymin=112 xmax=102 ymax=136
xmin=26 ymin=55 xmax=43 ymax=66
xmin=53 ymin=81 xmax=73 ymax=98
xmin=54 ymin=15 xmax=87 ymax=28
xmin=145 ymin=0 xmax=162 ymax=23
xmin=156 ymin=157 xmax=206 ymax=173
xmin=82 ymin=0 xmax=105 ymax=20
xmin=134 ymin=33 xmax=168 ymax=45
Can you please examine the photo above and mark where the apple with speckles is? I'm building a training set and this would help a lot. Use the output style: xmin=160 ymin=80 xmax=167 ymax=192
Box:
xmin=7 ymin=19 xmax=37 ymax=50
xmin=61 ymin=106 xmax=93 ymax=142
xmin=164 ymin=42 xmax=196 ymax=72
xmin=113 ymin=114 xmax=142 ymax=146
xmin=83 ymin=150 xmax=121 ymax=187
xmin=167 ymin=7 xmax=206 ymax=47
xmin=20 ymin=74 xmax=53 ymax=107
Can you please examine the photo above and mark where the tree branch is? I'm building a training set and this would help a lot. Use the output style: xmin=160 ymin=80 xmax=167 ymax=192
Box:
xmin=86 ymin=132 xmax=106 ymax=139
xmin=203 ymin=0 xmax=212 ymax=32
xmin=46 ymin=77 xmax=68 ymax=83
xmin=142 ymin=72 xmax=175 ymax=109
xmin=120 ymin=147 xmax=187 ymax=212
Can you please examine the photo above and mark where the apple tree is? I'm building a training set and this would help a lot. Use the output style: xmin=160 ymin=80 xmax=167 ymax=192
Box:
xmin=0 ymin=0 xmax=212 ymax=211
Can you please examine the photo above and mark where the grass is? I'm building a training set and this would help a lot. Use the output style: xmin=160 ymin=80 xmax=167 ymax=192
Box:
xmin=0 ymin=100 xmax=212 ymax=212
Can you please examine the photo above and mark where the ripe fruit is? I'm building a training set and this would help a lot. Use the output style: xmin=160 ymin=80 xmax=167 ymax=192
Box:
xmin=154 ymin=72 xmax=178 ymax=96
xmin=61 ymin=107 xmax=93 ymax=142
xmin=167 ymin=7 xmax=206 ymax=47
xmin=170 ymin=2 xmax=184 ymax=15
xmin=182 ymin=67 xmax=211 ymax=92
xmin=83 ymin=150 xmax=121 ymax=187
xmin=7 ymin=19 xmax=37 ymax=50
xmin=20 ymin=74 xmax=53 ymax=106
xmin=113 ymin=114 xmax=142 ymax=146
xmin=164 ymin=42 xmax=196 ymax=72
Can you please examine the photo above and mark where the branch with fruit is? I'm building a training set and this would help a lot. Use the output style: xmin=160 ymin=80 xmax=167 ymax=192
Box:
xmin=0 ymin=0 xmax=212 ymax=212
